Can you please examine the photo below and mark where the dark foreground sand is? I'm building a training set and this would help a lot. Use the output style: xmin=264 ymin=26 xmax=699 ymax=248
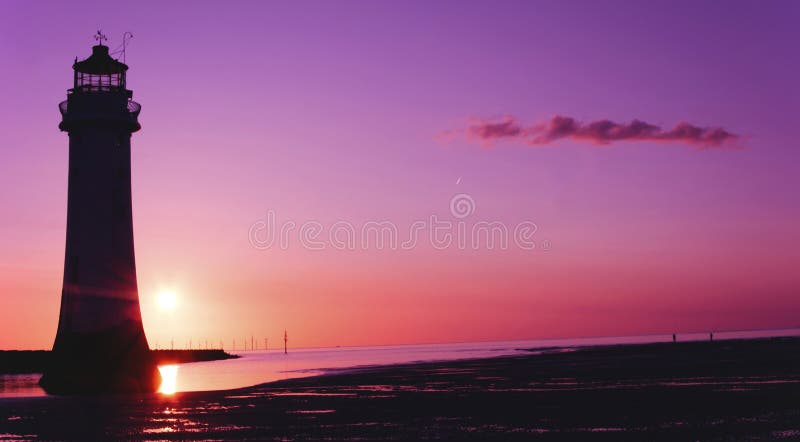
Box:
xmin=1 ymin=337 xmax=799 ymax=440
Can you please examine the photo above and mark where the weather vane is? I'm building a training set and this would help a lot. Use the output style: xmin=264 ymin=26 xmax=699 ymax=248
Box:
xmin=94 ymin=30 xmax=107 ymax=45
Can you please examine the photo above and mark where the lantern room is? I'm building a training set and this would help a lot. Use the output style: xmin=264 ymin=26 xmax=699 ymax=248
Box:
xmin=59 ymin=41 xmax=140 ymax=133
xmin=72 ymin=44 xmax=129 ymax=94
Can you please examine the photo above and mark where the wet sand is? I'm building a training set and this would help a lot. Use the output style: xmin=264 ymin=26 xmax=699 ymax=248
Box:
xmin=1 ymin=337 xmax=799 ymax=440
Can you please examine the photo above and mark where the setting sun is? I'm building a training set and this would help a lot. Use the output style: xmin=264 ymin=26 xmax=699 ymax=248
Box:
xmin=157 ymin=290 xmax=178 ymax=312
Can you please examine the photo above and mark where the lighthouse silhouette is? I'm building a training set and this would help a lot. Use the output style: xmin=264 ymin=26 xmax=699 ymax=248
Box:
xmin=39 ymin=39 xmax=160 ymax=394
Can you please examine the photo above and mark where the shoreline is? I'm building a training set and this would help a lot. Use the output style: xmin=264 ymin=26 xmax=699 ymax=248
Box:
xmin=2 ymin=336 xmax=799 ymax=439
xmin=0 ymin=349 xmax=237 ymax=375
xmin=256 ymin=335 xmax=799 ymax=388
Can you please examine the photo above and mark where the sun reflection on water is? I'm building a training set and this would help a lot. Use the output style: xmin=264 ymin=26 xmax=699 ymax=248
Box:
xmin=158 ymin=365 xmax=178 ymax=395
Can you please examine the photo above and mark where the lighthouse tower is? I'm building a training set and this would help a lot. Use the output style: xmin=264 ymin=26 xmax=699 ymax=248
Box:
xmin=40 ymin=39 xmax=160 ymax=394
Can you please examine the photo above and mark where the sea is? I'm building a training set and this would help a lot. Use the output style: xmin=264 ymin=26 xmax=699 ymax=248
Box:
xmin=2 ymin=327 xmax=799 ymax=399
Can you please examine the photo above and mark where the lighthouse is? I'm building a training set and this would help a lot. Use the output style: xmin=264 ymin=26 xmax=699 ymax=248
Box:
xmin=40 ymin=37 xmax=160 ymax=394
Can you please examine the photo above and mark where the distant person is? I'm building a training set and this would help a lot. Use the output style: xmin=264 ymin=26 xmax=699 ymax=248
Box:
xmin=673 ymin=334 xmax=676 ymax=343
xmin=710 ymin=332 xmax=713 ymax=342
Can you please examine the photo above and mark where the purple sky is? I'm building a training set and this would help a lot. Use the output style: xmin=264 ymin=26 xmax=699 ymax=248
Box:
xmin=1 ymin=1 xmax=799 ymax=349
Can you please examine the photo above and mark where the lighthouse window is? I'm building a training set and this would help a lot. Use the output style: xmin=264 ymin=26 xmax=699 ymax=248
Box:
xmin=76 ymin=72 xmax=124 ymax=92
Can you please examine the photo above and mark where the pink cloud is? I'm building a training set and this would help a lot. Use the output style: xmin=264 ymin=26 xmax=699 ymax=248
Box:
xmin=442 ymin=115 xmax=739 ymax=149
xmin=465 ymin=115 xmax=523 ymax=146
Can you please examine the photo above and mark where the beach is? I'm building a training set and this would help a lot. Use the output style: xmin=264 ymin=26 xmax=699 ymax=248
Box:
xmin=1 ymin=336 xmax=799 ymax=440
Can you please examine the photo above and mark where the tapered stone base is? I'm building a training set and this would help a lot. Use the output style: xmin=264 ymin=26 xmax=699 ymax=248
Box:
xmin=40 ymin=326 xmax=161 ymax=395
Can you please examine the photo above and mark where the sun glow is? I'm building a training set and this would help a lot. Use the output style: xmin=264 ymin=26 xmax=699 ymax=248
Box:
xmin=158 ymin=364 xmax=179 ymax=395
xmin=157 ymin=290 xmax=178 ymax=312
